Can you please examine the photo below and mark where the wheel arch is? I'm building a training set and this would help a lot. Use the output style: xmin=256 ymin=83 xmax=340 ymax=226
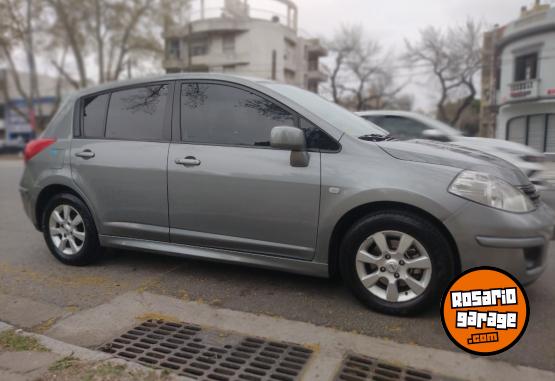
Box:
xmin=327 ymin=201 xmax=461 ymax=279
xmin=35 ymin=184 xmax=91 ymax=231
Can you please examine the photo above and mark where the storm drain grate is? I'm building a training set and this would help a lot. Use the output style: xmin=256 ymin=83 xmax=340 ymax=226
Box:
xmin=334 ymin=352 xmax=456 ymax=381
xmin=99 ymin=319 xmax=312 ymax=381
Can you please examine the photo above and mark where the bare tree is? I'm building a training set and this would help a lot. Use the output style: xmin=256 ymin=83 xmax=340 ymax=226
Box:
xmin=0 ymin=0 xmax=191 ymax=131
xmin=325 ymin=24 xmax=360 ymax=104
xmin=45 ymin=0 xmax=174 ymax=87
xmin=0 ymin=0 xmax=66 ymax=130
xmin=324 ymin=24 xmax=406 ymax=111
xmin=405 ymin=21 xmax=482 ymax=126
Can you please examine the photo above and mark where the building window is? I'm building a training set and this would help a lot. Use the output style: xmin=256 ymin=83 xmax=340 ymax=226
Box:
xmin=284 ymin=69 xmax=296 ymax=83
xmin=222 ymin=35 xmax=235 ymax=54
xmin=514 ymin=53 xmax=538 ymax=82
xmin=308 ymin=59 xmax=318 ymax=71
xmin=507 ymin=114 xmax=555 ymax=153
xmin=167 ymin=39 xmax=180 ymax=59
xmin=191 ymin=40 xmax=208 ymax=56
xmin=307 ymin=80 xmax=318 ymax=93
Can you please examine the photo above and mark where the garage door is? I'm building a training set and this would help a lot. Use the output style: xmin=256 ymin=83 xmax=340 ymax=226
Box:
xmin=528 ymin=115 xmax=544 ymax=152
xmin=507 ymin=117 xmax=526 ymax=145
xmin=546 ymin=115 xmax=555 ymax=153
xmin=507 ymin=114 xmax=555 ymax=153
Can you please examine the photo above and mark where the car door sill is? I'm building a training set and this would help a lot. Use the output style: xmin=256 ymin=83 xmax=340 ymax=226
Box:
xmin=99 ymin=235 xmax=328 ymax=278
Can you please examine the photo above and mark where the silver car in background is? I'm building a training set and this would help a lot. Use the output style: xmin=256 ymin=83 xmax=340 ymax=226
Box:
xmin=20 ymin=74 xmax=554 ymax=315
xmin=357 ymin=111 xmax=550 ymax=186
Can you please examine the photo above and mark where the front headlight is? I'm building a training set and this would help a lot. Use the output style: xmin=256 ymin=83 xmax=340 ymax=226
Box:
xmin=448 ymin=170 xmax=535 ymax=212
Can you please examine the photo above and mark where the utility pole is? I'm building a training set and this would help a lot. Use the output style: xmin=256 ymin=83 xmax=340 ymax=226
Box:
xmin=187 ymin=23 xmax=193 ymax=72
xmin=271 ymin=50 xmax=277 ymax=80
xmin=26 ymin=0 xmax=40 ymax=133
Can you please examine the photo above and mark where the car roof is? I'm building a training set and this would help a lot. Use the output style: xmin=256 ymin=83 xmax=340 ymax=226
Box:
xmin=72 ymin=73 xmax=275 ymax=98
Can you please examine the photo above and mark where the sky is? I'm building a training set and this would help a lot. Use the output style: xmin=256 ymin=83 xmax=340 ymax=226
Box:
xmin=293 ymin=0 xmax=555 ymax=110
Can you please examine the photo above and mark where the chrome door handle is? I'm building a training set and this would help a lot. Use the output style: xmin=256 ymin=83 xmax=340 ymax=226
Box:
xmin=75 ymin=150 xmax=95 ymax=159
xmin=175 ymin=156 xmax=201 ymax=166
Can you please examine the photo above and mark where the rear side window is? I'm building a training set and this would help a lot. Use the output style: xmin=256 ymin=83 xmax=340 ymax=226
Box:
xmin=82 ymin=93 xmax=108 ymax=138
xmin=180 ymin=83 xmax=296 ymax=146
xmin=105 ymin=84 xmax=169 ymax=141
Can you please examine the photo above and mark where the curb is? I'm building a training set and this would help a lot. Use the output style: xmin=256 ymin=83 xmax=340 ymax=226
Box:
xmin=0 ymin=321 xmax=192 ymax=380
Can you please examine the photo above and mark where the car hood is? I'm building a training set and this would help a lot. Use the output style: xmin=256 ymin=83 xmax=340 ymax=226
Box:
xmin=376 ymin=139 xmax=529 ymax=185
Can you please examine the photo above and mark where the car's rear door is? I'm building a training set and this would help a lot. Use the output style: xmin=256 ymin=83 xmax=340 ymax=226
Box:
xmin=167 ymin=81 xmax=325 ymax=260
xmin=70 ymin=82 xmax=173 ymax=242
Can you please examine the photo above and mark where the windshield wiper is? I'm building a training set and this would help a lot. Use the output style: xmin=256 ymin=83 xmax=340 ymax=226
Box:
xmin=358 ymin=134 xmax=396 ymax=142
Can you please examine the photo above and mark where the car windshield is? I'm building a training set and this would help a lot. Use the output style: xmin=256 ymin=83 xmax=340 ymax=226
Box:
xmin=266 ymin=83 xmax=388 ymax=137
xmin=415 ymin=114 xmax=462 ymax=136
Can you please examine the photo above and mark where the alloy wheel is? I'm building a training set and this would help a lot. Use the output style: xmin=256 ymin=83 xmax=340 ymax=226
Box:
xmin=355 ymin=230 xmax=432 ymax=303
xmin=48 ymin=204 xmax=85 ymax=256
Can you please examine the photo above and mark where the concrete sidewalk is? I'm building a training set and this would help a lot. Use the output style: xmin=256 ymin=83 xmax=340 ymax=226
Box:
xmin=40 ymin=291 xmax=555 ymax=381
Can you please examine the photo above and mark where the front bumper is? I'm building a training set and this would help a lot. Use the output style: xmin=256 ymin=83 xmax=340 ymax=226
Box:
xmin=444 ymin=201 xmax=555 ymax=285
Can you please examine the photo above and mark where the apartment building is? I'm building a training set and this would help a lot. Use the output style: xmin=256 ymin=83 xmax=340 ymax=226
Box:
xmin=480 ymin=1 xmax=555 ymax=155
xmin=162 ymin=0 xmax=327 ymax=93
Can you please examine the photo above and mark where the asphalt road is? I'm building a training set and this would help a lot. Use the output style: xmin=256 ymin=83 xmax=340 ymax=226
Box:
xmin=1 ymin=159 xmax=554 ymax=371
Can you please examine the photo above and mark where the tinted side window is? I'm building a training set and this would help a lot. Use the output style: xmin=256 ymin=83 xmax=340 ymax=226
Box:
xmin=181 ymin=83 xmax=295 ymax=146
xmin=379 ymin=116 xmax=428 ymax=140
xmin=105 ymin=84 xmax=169 ymax=141
xmin=82 ymin=94 xmax=108 ymax=138
xmin=300 ymin=118 xmax=339 ymax=151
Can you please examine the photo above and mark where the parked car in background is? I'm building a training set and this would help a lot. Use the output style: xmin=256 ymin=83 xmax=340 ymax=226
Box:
xmin=0 ymin=136 xmax=27 ymax=154
xmin=19 ymin=74 xmax=554 ymax=316
xmin=357 ymin=110 xmax=555 ymax=204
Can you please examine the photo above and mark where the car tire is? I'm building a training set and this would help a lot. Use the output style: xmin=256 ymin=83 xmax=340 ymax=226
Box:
xmin=339 ymin=210 xmax=456 ymax=316
xmin=41 ymin=193 xmax=101 ymax=266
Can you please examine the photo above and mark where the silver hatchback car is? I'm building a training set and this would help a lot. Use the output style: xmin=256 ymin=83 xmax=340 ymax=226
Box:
xmin=20 ymin=74 xmax=554 ymax=315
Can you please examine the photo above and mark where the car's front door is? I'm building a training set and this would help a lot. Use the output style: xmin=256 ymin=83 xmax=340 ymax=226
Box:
xmin=167 ymin=81 xmax=322 ymax=260
xmin=70 ymin=83 xmax=172 ymax=242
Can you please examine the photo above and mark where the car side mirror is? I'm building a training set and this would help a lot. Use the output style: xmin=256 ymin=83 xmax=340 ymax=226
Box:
xmin=270 ymin=126 xmax=309 ymax=167
xmin=422 ymin=129 xmax=450 ymax=142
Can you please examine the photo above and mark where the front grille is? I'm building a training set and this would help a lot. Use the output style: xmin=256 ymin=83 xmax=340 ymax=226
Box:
xmin=519 ymin=184 xmax=540 ymax=206
xmin=100 ymin=319 xmax=312 ymax=381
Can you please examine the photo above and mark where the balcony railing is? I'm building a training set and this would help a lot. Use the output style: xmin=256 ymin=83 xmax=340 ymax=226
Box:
xmin=172 ymin=0 xmax=298 ymax=31
xmin=509 ymin=79 xmax=540 ymax=100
